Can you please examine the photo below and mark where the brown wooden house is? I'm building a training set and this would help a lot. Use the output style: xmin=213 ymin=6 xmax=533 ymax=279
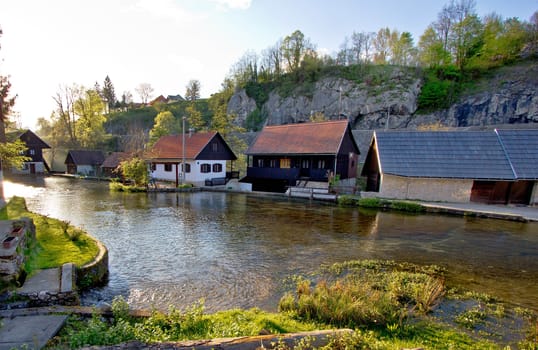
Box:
xmin=242 ymin=120 xmax=360 ymax=192
xmin=64 ymin=150 xmax=105 ymax=176
xmin=7 ymin=129 xmax=50 ymax=174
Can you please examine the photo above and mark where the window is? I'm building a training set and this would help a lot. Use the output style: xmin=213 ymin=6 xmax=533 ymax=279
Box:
xmin=29 ymin=149 xmax=36 ymax=155
xmin=200 ymin=163 xmax=211 ymax=173
xmin=269 ymin=159 xmax=277 ymax=168
xmin=316 ymin=159 xmax=326 ymax=169
xmin=164 ymin=164 xmax=172 ymax=172
xmin=212 ymin=142 xmax=218 ymax=152
xmin=280 ymin=158 xmax=291 ymax=168
xmin=257 ymin=159 xmax=264 ymax=167
xmin=301 ymin=159 xmax=309 ymax=168
xmin=151 ymin=163 xmax=156 ymax=171
xmin=213 ymin=163 xmax=222 ymax=172
xmin=182 ymin=163 xmax=191 ymax=173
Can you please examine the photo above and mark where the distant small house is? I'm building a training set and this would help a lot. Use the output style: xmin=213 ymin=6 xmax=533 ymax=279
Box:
xmin=242 ymin=120 xmax=360 ymax=192
xmin=361 ymin=129 xmax=538 ymax=205
xmin=149 ymin=95 xmax=167 ymax=106
xmin=7 ymin=129 xmax=50 ymax=174
xmin=101 ymin=152 xmax=130 ymax=178
xmin=64 ymin=150 xmax=105 ymax=176
xmin=146 ymin=132 xmax=237 ymax=186
xmin=166 ymin=94 xmax=184 ymax=102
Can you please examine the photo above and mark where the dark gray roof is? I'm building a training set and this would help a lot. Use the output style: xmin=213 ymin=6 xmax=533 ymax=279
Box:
xmin=497 ymin=129 xmax=538 ymax=180
xmin=374 ymin=131 xmax=517 ymax=180
xmin=65 ymin=150 xmax=105 ymax=166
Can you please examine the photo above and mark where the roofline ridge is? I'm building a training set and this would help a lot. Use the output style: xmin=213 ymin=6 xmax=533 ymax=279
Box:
xmin=495 ymin=129 xmax=518 ymax=179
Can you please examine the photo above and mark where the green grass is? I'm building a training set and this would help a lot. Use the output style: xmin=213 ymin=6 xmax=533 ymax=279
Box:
xmin=49 ymin=260 xmax=522 ymax=349
xmin=5 ymin=196 xmax=99 ymax=274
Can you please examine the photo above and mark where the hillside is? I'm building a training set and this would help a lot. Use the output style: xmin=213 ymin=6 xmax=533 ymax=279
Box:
xmin=227 ymin=59 xmax=538 ymax=131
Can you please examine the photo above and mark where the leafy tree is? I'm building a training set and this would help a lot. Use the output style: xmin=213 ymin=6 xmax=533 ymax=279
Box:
xmin=185 ymin=103 xmax=204 ymax=131
xmin=418 ymin=25 xmax=451 ymax=67
xmin=372 ymin=27 xmax=391 ymax=64
xmin=135 ymin=83 xmax=154 ymax=104
xmin=74 ymin=88 xmax=108 ymax=149
xmin=281 ymin=30 xmax=315 ymax=74
xmin=102 ymin=75 xmax=117 ymax=111
xmin=121 ymin=91 xmax=133 ymax=109
xmin=119 ymin=157 xmax=148 ymax=187
xmin=148 ymin=111 xmax=177 ymax=146
xmin=185 ymin=79 xmax=201 ymax=102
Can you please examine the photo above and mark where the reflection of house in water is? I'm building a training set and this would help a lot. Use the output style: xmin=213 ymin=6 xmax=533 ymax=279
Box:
xmin=361 ymin=129 xmax=538 ymax=205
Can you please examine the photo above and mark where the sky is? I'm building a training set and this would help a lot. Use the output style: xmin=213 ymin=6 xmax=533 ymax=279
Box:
xmin=1 ymin=0 xmax=537 ymax=129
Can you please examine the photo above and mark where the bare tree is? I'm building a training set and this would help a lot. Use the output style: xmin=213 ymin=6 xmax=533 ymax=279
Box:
xmin=135 ymin=83 xmax=154 ymax=104
xmin=185 ymin=79 xmax=201 ymax=102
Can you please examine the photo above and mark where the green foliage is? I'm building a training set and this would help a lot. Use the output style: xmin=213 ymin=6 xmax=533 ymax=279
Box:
xmin=337 ymin=195 xmax=360 ymax=206
xmin=279 ymin=260 xmax=445 ymax=328
xmin=390 ymin=201 xmax=425 ymax=213
xmin=109 ymin=182 xmax=146 ymax=192
xmin=455 ymin=307 xmax=488 ymax=329
xmin=245 ymin=108 xmax=265 ymax=132
xmin=185 ymin=103 xmax=204 ymax=131
xmin=0 ymin=139 xmax=30 ymax=170
xmin=148 ymin=111 xmax=177 ymax=147
xmin=5 ymin=197 xmax=99 ymax=274
xmin=118 ymin=157 xmax=148 ymax=187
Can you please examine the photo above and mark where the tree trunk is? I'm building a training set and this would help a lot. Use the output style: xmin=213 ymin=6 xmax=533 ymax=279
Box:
xmin=0 ymin=98 xmax=6 ymax=208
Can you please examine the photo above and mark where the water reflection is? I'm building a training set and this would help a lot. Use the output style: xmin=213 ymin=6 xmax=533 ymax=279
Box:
xmin=4 ymin=176 xmax=538 ymax=312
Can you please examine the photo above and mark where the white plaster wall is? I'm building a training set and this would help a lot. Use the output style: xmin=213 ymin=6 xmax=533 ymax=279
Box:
xmin=76 ymin=165 xmax=96 ymax=176
xmin=11 ymin=162 xmax=46 ymax=175
xmin=151 ymin=160 xmax=227 ymax=186
xmin=379 ymin=174 xmax=473 ymax=203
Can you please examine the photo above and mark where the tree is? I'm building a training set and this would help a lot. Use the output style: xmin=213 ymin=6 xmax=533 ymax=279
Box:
xmin=281 ymin=30 xmax=315 ymax=74
xmin=185 ymin=79 xmax=201 ymax=102
xmin=52 ymin=84 xmax=81 ymax=146
xmin=135 ymin=83 xmax=154 ymax=104
xmin=148 ymin=111 xmax=177 ymax=146
xmin=1 ymin=27 xmax=27 ymax=206
xmin=119 ymin=157 xmax=148 ymax=187
xmin=102 ymin=75 xmax=117 ymax=111
xmin=120 ymin=91 xmax=133 ymax=109
xmin=185 ymin=103 xmax=204 ymax=131
xmin=372 ymin=27 xmax=391 ymax=64
xmin=73 ymin=88 xmax=107 ymax=149
xmin=418 ymin=25 xmax=451 ymax=67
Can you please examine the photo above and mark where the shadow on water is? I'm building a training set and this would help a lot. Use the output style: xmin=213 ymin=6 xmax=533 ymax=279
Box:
xmin=4 ymin=176 xmax=538 ymax=312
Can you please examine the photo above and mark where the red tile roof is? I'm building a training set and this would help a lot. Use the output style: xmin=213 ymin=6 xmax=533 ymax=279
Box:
xmin=246 ymin=120 xmax=350 ymax=155
xmin=148 ymin=132 xmax=217 ymax=160
xmin=102 ymin=152 xmax=130 ymax=168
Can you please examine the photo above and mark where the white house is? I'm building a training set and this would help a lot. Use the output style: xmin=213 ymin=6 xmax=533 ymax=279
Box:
xmin=146 ymin=132 xmax=237 ymax=187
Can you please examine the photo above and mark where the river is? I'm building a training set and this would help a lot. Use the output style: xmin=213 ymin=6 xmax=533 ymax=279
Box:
xmin=4 ymin=176 xmax=538 ymax=312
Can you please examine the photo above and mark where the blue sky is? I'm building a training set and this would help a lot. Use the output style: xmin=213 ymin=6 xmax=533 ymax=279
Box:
xmin=1 ymin=0 xmax=536 ymax=129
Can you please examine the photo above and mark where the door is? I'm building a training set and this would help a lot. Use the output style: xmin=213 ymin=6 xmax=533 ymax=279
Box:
xmin=30 ymin=163 xmax=36 ymax=174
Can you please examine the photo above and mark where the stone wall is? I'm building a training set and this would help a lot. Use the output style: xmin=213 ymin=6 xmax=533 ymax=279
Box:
xmin=76 ymin=236 xmax=109 ymax=289
xmin=0 ymin=217 xmax=36 ymax=283
xmin=377 ymin=174 xmax=473 ymax=203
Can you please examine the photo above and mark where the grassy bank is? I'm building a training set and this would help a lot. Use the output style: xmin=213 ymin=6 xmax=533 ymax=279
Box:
xmin=48 ymin=260 xmax=537 ymax=349
xmin=5 ymin=196 xmax=99 ymax=275
xmin=338 ymin=195 xmax=426 ymax=213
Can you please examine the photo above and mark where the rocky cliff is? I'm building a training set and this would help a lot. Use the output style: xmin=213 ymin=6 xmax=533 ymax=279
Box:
xmin=227 ymin=60 xmax=538 ymax=130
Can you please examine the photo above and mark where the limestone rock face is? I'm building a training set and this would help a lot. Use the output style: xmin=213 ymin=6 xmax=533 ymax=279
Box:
xmin=226 ymin=89 xmax=257 ymax=126
xmin=227 ymin=62 xmax=538 ymax=130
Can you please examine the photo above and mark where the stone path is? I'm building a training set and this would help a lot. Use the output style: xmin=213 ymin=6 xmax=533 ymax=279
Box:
xmin=0 ymin=314 xmax=67 ymax=350
xmin=0 ymin=267 xmax=69 ymax=349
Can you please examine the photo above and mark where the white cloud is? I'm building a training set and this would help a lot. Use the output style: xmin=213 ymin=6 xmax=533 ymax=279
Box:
xmin=210 ymin=0 xmax=252 ymax=10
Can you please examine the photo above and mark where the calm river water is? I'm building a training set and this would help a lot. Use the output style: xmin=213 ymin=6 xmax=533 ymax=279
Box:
xmin=4 ymin=176 xmax=538 ymax=312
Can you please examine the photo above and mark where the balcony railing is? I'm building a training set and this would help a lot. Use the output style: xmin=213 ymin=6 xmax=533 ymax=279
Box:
xmin=247 ymin=167 xmax=300 ymax=180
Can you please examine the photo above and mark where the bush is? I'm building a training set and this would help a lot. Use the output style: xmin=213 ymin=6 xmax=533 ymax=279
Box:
xmin=390 ymin=201 xmax=425 ymax=213
xmin=337 ymin=195 xmax=360 ymax=206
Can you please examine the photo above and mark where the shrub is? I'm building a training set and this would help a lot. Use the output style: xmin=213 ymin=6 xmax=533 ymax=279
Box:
xmin=390 ymin=201 xmax=425 ymax=213
xmin=337 ymin=195 xmax=360 ymax=206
